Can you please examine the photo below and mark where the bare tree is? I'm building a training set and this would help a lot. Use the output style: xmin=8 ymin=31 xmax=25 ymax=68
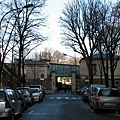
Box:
xmin=0 ymin=0 xmax=47 ymax=87
xmin=50 ymin=50 xmax=65 ymax=63
xmin=38 ymin=47 xmax=54 ymax=60
xmin=36 ymin=48 xmax=66 ymax=64
xmin=0 ymin=3 xmax=19 ymax=86
xmin=96 ymin=1 xmax=120 ymax=87
xmin=66 ymin=56 xmax=82 ymax=65
xmin=60 ymin=0 xmax=120 ymax=86
xmin=60 ymin=0 xmax=104 ymax=84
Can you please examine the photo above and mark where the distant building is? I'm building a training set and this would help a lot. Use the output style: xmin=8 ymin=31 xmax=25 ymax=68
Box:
xmin=79 ymin=54 xmax=120 ymax=87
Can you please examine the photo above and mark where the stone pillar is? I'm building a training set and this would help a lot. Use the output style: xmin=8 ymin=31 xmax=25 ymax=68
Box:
xmin=71 ymin=71 xmax=76 ymax=93
xmin=51 ymin=71 xmax=56 ymax=93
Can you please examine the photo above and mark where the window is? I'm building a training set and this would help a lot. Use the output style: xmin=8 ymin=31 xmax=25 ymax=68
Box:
xmin=0 ymin=91 xmax=5 ymax=100
xmin=99 ymin=89 xmax=120 ymax=97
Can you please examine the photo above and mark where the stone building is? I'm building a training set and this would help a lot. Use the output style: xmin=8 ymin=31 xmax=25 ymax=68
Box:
xmin=79 ymin=54 xmax=120 ymax=88
xmin=24 ymin=59 xmax=51 ymax=91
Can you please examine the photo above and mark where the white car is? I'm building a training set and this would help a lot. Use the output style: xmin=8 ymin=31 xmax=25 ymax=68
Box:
xmin=31 ymin=88 xmax=43 ymax=102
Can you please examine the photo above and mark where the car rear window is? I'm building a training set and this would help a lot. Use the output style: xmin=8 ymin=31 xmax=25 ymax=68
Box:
xmin=19 ymin=89 xmax=30 ymax=96
xmin=99 ymin=89 xmax=120 ymax=97
xmin=0 ymin=91 xmax=5 ymax=101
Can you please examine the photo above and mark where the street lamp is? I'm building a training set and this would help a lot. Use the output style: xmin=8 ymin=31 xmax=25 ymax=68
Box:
xmin=0 ymin=4 xmax=33 ymax=25
xmin=63 ymin=54 xmax=77 ymax=65
xmin=63 ymin=53 xmax=78 ymax=92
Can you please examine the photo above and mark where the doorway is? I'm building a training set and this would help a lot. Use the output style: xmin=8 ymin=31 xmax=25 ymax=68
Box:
xmin=56 ymin=77 xmax=71 ymax=93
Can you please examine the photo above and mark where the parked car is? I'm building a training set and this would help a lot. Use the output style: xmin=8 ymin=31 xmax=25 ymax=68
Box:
xmin=0 ymin=88 xmax=22 ymax=120
xmin=26 ymin=84 xmax=44 ymax=101
xmin=14 ymin=90 xmax=28 ymax=111
xmin=82 ymin=87 xmax=89 ymax=102
xmin=16 ymin=87 xmax=34 ymax=106
xmin=89 ymin=87 xmax=120 ymax=113
xmin=88 ymin=84 xmax=106 ymax=104
xmin=31 ymin=88 xmax=43 ymax=102
xmin=77 ymin=86 xmax=87 ymax=95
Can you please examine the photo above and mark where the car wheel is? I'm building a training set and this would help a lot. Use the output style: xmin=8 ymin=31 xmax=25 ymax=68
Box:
xmin=24 ymin=104 xmax=28 ymax=111
xmin=89 ymin=101 xmax=92 ymax=108
xmin=38 ymin=97 xmax=41 ymax=103
xmin=118 ymin=110 xmax=120 ymax=114
xmin=10 ymin=110 xmax=15 ymax=120
xmin=82 ymin=97 xmax=84 ymax=101
xmin=93 ymin=105 xmax=98 ymax=113
xmin=41 ymin=96 xmax=43 ymax=102
xmin=18 ymin=106 xmax=23 ymax=117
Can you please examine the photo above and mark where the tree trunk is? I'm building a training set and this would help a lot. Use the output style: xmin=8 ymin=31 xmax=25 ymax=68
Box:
xmin=86 ymin=57 xmax=93 ymax=84
xmin=110 ymin=55 xmax=115 ymax=88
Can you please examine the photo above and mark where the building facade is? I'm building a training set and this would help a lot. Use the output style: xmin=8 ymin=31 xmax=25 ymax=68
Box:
xmin=79 ymin=55 xmax=120 ymax=88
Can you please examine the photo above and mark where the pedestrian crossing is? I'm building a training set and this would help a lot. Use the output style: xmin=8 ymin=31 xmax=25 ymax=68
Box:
xmin=48 ymin=96 xmax=82 ymax=100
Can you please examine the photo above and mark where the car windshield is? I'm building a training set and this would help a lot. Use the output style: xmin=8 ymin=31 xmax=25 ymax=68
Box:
xmin=0 ymin=91 xmax=5 ymax=101
xmin=18 ymin=88 xmax=30 ymax=95
xmin=31 ymin=89 xmax=39 ymax=93
xmin=99 ymin=89 xmax=120 ymax=97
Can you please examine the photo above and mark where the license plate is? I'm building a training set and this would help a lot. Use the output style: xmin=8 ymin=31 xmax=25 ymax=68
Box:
xmin=104 ymin=103 xmax=116 ymax=106
xmin=0 ymin=112 xmax=3 ymax=115
xmin=0 ymin=102 xmax=5 ymax=112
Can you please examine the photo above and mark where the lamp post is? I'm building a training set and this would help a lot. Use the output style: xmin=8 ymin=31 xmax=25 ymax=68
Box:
xmin=63 ymin=54 xmax=77 ymax=65
xmin=63 ymin=53 xmax=77 ymax=92
xmin=0 ymin=4 xmax=33 ymax=86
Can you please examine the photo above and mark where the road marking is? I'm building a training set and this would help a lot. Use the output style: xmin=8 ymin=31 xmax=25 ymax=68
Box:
xmin=28 ymin=110 xmax=33 ymax=115
xmin=33 ymin=113 xmax=46 ymax=115
xmin=72 ymin=97 xmax=77 ymax=99
xmin=49 ymin=97 xmax=54 ymax=99
xmin=65 ymin=97 xmax=69 ymax=99
xmin=48 ymin=96 xmax=82 ymax=100
xmin=57 ymin=97 xmax=62 ymax=99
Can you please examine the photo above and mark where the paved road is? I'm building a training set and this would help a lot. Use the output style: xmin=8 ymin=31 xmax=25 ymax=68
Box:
xmin=17 ymin=93 xmax=120 ymax=120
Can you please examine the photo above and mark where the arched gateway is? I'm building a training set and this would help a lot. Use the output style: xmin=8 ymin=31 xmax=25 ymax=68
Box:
xmin=50 ymin=63 xmax=80 ymax=93
xmin=24 ymin=60 xmax=80 ymax=94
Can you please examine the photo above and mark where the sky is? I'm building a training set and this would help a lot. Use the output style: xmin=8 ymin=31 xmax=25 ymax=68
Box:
xmin=36 ymin=0 xmax=78 ymax=57
xmin=38 ymin=0 xmax=118 ymax=59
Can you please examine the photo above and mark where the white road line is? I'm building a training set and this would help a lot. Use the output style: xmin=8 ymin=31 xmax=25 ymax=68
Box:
xmin=65 ymin=97 xmax=69 ymax=99
xmin=48 ymin=96 xmax=82 ymax=100
xmin=72 ymin=97 xmax=77 ymax=99
xmin=28 ymin=110 xmax=33 ymax=115
xmin=33 ymin=113 xmax=46 ymax=115
xmin=49 ymin=97 xmax=54 ymax=99
xmin=57 ymin=97 xmax=62 ymax=99
xmin=78 ymin=97 xmax=82 ymax=100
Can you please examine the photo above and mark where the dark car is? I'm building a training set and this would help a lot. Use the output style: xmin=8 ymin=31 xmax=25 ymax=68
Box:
xmin=89 ymin=87 xmax=120 ymax=113
xmin=17 ymin=87 xmax=34 ymax=106
xmin=14 ymin=90 xmax=28 ymax=111
xmin=82 ymin=87 xmax=89 ymax=102
xmin=77 ymin=86 xmax=87 ymax=95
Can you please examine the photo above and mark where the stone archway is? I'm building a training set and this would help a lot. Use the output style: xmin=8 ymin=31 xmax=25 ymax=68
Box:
xmin=51 ymin=71 xmax=76 ymax=93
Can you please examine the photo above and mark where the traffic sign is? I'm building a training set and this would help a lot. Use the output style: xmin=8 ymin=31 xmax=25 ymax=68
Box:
xmin=85 ymin=75 xmax=90 ymax=80
xmin=41 ymin=74 xmax=44 ymax=78
xmin=40 ymin=74 xmax=44 ymax=80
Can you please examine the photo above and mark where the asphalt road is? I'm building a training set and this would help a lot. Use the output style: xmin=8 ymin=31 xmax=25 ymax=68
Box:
xmin=17 ymin=93 xmax=120 ymax=120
